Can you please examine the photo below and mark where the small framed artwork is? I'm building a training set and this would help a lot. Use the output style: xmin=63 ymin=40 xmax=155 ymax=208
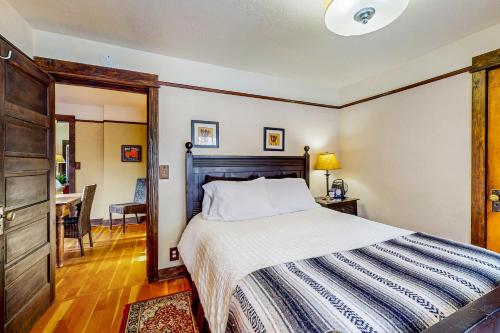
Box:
xmin=121 ymin=145 xmax=142 ymax=162
xmin=263 ymin=127 xmax=285 ymax=151
xmin=191 ymin=120 xmax=219 ymax=148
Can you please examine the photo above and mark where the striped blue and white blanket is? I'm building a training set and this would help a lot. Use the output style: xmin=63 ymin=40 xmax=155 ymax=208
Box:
xmin=226 ymin=233 xmax=500 ymax=333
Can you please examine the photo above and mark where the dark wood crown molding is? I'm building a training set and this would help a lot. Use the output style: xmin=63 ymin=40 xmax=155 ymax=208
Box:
xmin=160 ymin=67 xmax=471 ymax=110
xmin=159 ymin=81 xmax=340 ymax=109
xmin=36 ymin=56 xmax=475 ymax=111
xmin=339 ymin=67 xmax=472 ymax=108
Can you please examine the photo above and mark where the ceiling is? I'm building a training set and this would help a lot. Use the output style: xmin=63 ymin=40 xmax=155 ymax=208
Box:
xmin=10 ymin=0 xmax=500 ymax=88
xmin=56 ymin=84 xmax=146 ymax=110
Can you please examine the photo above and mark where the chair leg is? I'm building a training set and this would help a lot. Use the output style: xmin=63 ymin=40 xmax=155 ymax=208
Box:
xmin=109 ymin=212 xmax=113 ymax=230
xmin=88 ymin=229 xmax=94 ymax=247
xmin=122 ymin=214 xmax=126 ymax=233
xmin=78 ymin=237 xmax=85 ymax=256
xmin=135 ymin=212 xmax=139 ymax=224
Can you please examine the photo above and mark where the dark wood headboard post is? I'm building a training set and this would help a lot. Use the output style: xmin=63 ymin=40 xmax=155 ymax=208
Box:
xmin=185 ymin=142 xmax=194 ymax=221
xmin=304 ymin=146 xmax=310 ymax=187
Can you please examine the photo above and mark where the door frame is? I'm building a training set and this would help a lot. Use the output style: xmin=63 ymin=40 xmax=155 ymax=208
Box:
xmin=35 ymin=57 xmax=161 ymax=282
xmin=470 ymin=49 xmax=500 ymax=247
xmin=55 ymin=114 xmax=76 ymax=193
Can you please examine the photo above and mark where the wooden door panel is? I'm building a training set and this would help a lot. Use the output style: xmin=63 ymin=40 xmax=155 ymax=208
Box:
xmin=5 ymin=218 xmax=48 ymax=264
xmin=4 ymin=120 xmax=47 ymax=157
xmin=4 ymin=157 xmax=50 ymax=176
xmin=4 ymin=201 xmax=49 ymax=230
xmin=0 ymin=36 xmax=55 ymax=333
xmin=5 ymin=102 xmax=50 ymax=128
xmin=5 ymin=243 xmax=50 ymax=286
xmin=4 ymin=64 xmax=47 ymax=116
xmin=5 ymin=256 xmax=49 ymax=321
xmin=487 ymin=67 xmax=500 ymax=252
xmin=5 ymin=174 xmax=48 ymax=210
xmin=6 ymin=285 xmax=51 ymax=333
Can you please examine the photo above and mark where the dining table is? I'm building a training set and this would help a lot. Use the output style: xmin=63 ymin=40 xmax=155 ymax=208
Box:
xmin=55 ymin=193 xmax=82 ymax=267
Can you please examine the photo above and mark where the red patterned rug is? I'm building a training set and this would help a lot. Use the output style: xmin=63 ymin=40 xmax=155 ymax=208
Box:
xmin=120 ymin=291 xmax=198 ymax=333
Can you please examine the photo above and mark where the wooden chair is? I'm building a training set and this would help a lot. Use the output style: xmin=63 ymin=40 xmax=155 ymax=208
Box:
xmin=63 ymin=184 xmax=97 ymax=256
xmin=109 ymin=178 xmax=146 ymax=233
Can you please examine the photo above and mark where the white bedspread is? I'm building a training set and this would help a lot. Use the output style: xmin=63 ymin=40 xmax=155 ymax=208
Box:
xmin=178 ymin=207 xmax=412 ymax=333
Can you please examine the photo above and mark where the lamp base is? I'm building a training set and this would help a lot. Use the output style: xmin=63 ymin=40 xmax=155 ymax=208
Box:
xmin=324 ymin=170 xmax=331 ymax=198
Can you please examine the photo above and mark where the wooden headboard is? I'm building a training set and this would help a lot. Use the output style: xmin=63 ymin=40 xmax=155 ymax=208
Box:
xmin=185 ymin=142 xmax=310 ymax=222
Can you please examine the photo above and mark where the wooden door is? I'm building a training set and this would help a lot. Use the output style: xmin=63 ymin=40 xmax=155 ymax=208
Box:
xmin=0 ymin=37 xmax=55 ymax=332
xmin=487 ymin=67 xmax=500 ymax=252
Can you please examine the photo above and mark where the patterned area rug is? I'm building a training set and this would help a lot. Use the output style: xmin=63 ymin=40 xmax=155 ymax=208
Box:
xmin=120 ymin=291 xmax=198 ymax=333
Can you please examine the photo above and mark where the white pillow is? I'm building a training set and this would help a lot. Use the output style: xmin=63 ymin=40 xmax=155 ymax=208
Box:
xmin=202 ymin=178 xmax=276 ymax=221
xmin=201 ymin=178 xmax=251 ymax=219
xmin=265 ymin=178 xmax=318 ymax=214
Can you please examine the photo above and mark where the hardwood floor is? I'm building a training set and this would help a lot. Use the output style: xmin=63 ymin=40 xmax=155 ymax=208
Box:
xmin=30 ymin=224 xmax=190 ymax=333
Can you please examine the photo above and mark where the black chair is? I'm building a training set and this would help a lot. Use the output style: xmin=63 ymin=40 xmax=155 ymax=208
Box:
xmin=63 ymin=184 xmax=97 ymax=256
xmin=109 ymin=178 xmax=146 ymax=233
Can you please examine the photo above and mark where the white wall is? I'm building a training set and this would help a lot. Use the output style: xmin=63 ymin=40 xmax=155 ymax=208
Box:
xmin=0 ymin=0 xmax=33 ymax=56
xmin=340 ymin=23 xmax=500 ymax=104
xmin=34 ymin=30 xmax=340 ymax=105
xmin=160 ymin=86 xmax=338 ymax=267
xmin=35 ymin=31 xmax=340 ymax=269
xmin=339 ymin=73 xmax=471 ymax=243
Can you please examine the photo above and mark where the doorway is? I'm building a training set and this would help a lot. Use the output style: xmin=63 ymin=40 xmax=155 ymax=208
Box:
xmin=34 ymin=57 xmax=160 ymax=282
xmin=471 ymin=49 xmax=500 ymax=252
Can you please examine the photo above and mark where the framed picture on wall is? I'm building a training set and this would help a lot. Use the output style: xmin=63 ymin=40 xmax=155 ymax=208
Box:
xmin=121 ymin=145 xmax=142 ymax=162
xmin=263 ymin=127 xmax=285 ymax=151
xmin=191 ymin=120 xmax=219 ymax=148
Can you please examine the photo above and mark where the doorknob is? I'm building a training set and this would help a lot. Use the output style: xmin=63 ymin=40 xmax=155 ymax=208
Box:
xmin=0 ymin=207 xmax=15 ymax=221
xmin=489 ymin=194 xmax=500 ymax=202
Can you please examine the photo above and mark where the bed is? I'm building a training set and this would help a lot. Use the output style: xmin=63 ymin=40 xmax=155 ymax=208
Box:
xmin=179 ymin=142 xmax=500 ymax=333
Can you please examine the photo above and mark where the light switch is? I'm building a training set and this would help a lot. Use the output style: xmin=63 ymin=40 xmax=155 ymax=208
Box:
xmin=159 ymin=165 xmax=169 ymax=179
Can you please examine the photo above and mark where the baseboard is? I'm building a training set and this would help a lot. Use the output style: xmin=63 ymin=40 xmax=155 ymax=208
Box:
xmin=91 ymin=216 xmax=146 ymax=226
xmin=158 ymin=265 xmax=187 ymax=281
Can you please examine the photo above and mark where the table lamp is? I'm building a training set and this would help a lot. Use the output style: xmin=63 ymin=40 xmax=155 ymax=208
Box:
xmin=315 ymin=152 xmax=341 ymax=198
xmin=56 ymin=154 xmax=66 ymax=164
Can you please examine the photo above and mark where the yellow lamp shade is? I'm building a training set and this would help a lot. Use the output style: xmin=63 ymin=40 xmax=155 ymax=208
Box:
xmin=315 ymin=153 xmax=341 ymax=170
xmin=56 ymin=154 xmax=66 ymax=164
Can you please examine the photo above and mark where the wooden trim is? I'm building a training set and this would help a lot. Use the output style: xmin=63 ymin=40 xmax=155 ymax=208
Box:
xmin=471 ymin=49 xmax=500 ymax=73
xmin=75 ymin=119 xmax=147 ymax=125
xmin=48 ymin=77 xmax=56 ymax=304
xmin=74 ymin=119 xmax=103 ymax=124
xmin=44 ymin=59 xmax=160 ymax=282
xmin=147 ymin=87 xmax=160 ymax=282
xmin=55 ymin=114 xmax=76 ymax=192
xmin=471 ymin=70 xmax=487 ymax=247
xmin=422 ymin=287 xmax=500 ymax=333
xmin=105 ymin=120 xmax=147 ymax=125
xmin=339 ymin=67 xmax=472 ymax=108
xmin=34 ymin=57 xmax=159 ymax=94
xmin=90 ymin=217 xmax=146 ymax=226
xmin=471 ymin=49 xmax=500 ymax=248
xmin=159 ymin=81 xmax=340 ymax=109
xmin=160 ymin=67 xmax=471 ymax=110
xmin=158 ymin=265 xmax=187 ymax=281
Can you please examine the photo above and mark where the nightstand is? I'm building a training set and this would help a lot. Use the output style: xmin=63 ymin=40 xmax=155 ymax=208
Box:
xmin=315 ymin=197 xmax=359 ymax=216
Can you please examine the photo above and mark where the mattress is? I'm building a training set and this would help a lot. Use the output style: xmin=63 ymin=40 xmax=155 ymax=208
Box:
xmin=178 ymin=207 xmax=412 ymax=333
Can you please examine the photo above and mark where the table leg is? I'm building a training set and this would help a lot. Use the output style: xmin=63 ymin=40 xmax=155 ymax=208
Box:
xmin=56 ymin=216 xmax=65 ymax=268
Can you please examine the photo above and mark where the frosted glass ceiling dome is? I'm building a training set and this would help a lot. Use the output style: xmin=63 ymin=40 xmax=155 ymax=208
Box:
xmin=324 ymin=0 xmax=410 ymax=36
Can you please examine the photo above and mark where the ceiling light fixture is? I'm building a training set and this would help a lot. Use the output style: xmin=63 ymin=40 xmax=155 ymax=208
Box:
xmin=324 ymin=0 xmax=410 ymax=37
